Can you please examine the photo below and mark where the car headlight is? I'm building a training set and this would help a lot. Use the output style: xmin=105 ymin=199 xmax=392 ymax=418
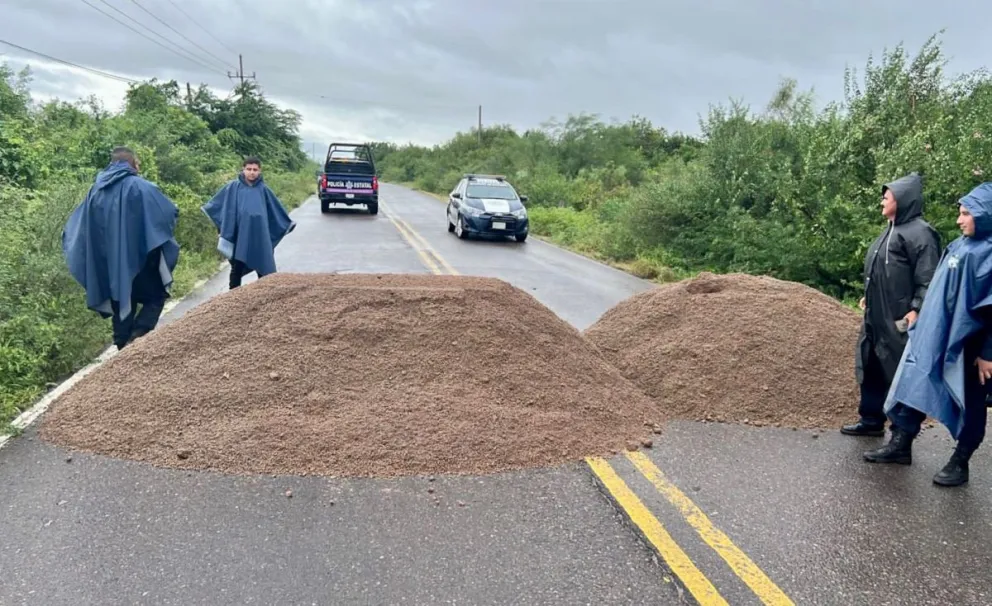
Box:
xmin=512 ymin=208 xmax=527 ymax=218
xmin=462 ymin=204 xmax=483 ymax=216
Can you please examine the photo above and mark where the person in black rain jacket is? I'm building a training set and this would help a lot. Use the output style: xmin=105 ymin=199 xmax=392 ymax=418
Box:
xmin=842 ymin=172 xmax=941 ymax=437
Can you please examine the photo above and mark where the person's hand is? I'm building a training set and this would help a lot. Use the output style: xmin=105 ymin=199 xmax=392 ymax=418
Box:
xmin=977 ymin=358 xmax=992 ymax=385
xmin=903 ymin=310 xmax=919 ymax=327
xmin=858 ymin=297 xmax=866 ymax=311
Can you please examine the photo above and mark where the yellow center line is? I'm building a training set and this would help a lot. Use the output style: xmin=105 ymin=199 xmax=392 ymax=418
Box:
xmin=626 ymin=452 xmax=795 ymax=606
xmin=383 ymin=191 xmax=766 ymax=605
xmin=381 ymin=199 xmax=442 ymax=275
xmin=381 ymin=198 xmax=461 ymax=276
xmin=586 ymin=457 xmax=729 ymax=605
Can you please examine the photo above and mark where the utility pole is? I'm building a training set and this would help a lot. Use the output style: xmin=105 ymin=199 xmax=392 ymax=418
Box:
xmin=478 ymin=105 xmax=482 ymax=146
xmin=186 ymin=82 xmax=192 ymax=107
xmin=227 ymin=54 xmax=256 ymax=85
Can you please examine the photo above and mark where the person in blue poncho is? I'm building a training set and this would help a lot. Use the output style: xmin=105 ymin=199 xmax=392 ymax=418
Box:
xmin=202 ymin=156 xmax=296 ymax=289
xmin=864 ymin=182 xmax=992 ymax=487
xmin=62 ymin=146 xmax=180 ymax=350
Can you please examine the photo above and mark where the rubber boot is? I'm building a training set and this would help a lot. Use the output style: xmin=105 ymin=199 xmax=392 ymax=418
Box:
xmin=863 ymin=427 xmax=913 ymax=465
xmin=933 ymin=446 xmax=971 ymax=487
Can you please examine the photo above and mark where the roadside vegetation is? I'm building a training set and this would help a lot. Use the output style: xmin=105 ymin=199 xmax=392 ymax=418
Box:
xmin=0 ymin=65 xmax=317 ymax=429
xmin=374 ymin=34 xmax=990 ymax=299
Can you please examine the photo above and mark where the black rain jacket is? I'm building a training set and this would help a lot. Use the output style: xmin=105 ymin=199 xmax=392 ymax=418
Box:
xmin=855 ymin=173 xmax=941 ymax=385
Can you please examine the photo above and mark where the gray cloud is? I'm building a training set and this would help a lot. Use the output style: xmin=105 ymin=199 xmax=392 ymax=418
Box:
xmin=2 ymin=0 xmax=990 ymax=154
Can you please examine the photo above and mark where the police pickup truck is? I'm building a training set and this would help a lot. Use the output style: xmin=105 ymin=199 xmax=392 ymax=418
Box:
xmin=317 ymin=142 xmax=379 ymax=215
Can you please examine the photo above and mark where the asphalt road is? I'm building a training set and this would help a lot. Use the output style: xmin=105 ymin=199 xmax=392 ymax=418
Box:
xmin=3 ymin=183 xmax=991 ymax=605
xmin=0 ymin=188 xmax=672 ymax=606
xmin=375 ymin=184 xmax=992 ymax=606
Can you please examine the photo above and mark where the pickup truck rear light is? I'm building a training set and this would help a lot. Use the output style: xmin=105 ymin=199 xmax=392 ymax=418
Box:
xmin=321 ymin=175 xmax=327 ymax=188
xmin=372 ymin=176 xmax=379 ymax=192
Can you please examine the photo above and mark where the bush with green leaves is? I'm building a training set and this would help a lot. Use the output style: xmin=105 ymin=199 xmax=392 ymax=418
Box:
xmin=376 ymin=33 xmax=990 ymax=303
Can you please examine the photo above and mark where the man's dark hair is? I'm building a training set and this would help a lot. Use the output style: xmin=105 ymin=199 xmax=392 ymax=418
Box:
xmin=243 ymin=156 xmax=261 ymax=167
xmin=111 ymin=146 xmax=136 ymax=164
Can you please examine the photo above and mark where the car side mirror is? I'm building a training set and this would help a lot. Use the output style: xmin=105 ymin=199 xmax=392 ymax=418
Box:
xmin=520 ymin=195 xmax=528 ymax=202
xmin=452 ymin=192 xmax=462 ymax=199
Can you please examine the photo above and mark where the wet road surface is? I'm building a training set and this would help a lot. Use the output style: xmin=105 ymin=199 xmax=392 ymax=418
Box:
xmin=2 ymin=183 xmax=990 ymax=605
xmin=0 ymin=191 xmax=674 ymax=605
xmin=378 ymin=183 xmax=992 ymax=606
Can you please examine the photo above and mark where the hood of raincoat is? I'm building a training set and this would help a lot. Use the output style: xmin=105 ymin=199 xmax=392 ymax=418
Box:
xmin=882 ymin=172 xmax=925 ymax=226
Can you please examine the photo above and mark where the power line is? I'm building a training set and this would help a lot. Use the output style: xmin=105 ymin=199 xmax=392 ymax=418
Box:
xmin=91 ymin=0 xmax=229 ymax=74
xmin=127 ymin=0 xmax=236 ymax=71
xmin=0 ymin=38 xmax=136 ymax=83
xmin=162 ymin=0 xmax=238 ymax=57
xmin=79 ymin=0 xmax=228 ymax=77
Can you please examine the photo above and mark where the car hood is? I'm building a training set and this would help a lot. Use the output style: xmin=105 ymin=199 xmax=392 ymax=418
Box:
xmin=467 ymin=197 xmax=524 ymax=213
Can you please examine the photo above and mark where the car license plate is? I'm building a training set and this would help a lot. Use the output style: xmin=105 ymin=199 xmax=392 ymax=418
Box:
xmin=492 ymin=221 xmax=506 ymax=230
xmin=345 ymin=193 xmax=354 ymax=199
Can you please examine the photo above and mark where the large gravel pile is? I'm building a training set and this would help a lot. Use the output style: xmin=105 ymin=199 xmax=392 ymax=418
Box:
xmin=41 ymin=273 xmax=663 ymax=477
xmin=584 ymin=272 xmax=862 ymax=429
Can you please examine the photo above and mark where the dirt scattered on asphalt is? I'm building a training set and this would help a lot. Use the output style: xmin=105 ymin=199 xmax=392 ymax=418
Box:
xmin=584 ymin=272 xmax=861 ymax=429
xmin=40 ymin=273 xmax=663 ymax=477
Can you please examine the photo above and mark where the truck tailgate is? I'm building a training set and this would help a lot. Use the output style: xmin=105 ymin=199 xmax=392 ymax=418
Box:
xmin=321 ymin=173 xmax=376 ymax=196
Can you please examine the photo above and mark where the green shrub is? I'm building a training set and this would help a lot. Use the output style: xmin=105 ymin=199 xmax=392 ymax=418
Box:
xmin=376 ymin=33 xmax=981 ymax=301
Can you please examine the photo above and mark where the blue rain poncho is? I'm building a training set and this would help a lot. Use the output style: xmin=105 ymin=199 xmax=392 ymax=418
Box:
xmin=62 ymin=160 xmax=180 ymax=321
xmin=885 ymin=182 xmax=992 ymax=438
xmin=201 ymin=173 xmax=296 ymax=277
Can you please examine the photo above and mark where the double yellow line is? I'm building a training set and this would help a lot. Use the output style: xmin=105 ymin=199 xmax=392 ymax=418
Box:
xmin=380 ymin=198 xmax=459 ymax=276
xmin=381 ymin=193 xmax=793 ymax=606
xmin=589 ymin=453 xmax=794 ymax=605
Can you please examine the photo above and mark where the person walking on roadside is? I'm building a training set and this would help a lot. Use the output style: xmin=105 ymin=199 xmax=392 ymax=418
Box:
xmin=864 ymin=182 xmax=992 ymax=487
xmin=62 ymin=146 xmax=180 ymax=351
xmin=202 ymin=156 xmax=296 ymax=290
xmin=842 ymin=172 xmax=941 ymax=437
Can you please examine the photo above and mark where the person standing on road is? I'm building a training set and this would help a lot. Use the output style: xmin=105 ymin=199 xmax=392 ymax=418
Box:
xmin=842 ymin=173 xmax=941 ymax=437
xmin=864 ymin=182 xmax=992 ymax=487
xmin=202 ymin=156 xmax=296 ymax=290
xmin=62 ymin=146 xmax=181 ymax=350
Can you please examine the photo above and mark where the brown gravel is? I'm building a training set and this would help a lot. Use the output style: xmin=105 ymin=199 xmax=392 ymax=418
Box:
xmin=584 ymin=272 xmax=862 ymax=429
xmin=40 ymin=273 xmax=663 ymax=478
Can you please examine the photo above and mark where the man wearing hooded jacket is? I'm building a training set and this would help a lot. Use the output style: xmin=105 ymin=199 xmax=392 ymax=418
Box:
xmin=842 ymin=173 xmax=941 ymax=437
xmin=865 ymin=182 xmax=992 ymax=487
xmin=62 ymin=146 xmax=180 ymax=350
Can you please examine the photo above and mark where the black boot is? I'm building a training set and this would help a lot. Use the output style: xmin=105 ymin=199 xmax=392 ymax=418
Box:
xmin=933 ymin=446 xmax=971 ymax=487
xmin=841 ymin=420 xmax=886 ymax=437
xmin=863 ymin=427 xmax=913 ymax=464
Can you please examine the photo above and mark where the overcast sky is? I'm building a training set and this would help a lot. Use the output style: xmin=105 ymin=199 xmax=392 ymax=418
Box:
xmin=2 ymin=0 xmax=990 ymax=160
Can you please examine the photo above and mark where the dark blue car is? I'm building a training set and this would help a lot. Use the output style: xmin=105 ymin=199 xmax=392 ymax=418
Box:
xmin=446 ymin=174 xmax=529 ymax=242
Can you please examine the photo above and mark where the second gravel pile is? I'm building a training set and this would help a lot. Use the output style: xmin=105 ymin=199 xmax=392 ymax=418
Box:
xmin=584 ymin=272 xmax=862 ymax=429
xmin=40 ymin=273 xmax=663 ymax=477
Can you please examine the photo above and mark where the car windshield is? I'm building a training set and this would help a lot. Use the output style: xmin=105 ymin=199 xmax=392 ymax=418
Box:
xmin=466 ymin=183 xmax=517 ymax=200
